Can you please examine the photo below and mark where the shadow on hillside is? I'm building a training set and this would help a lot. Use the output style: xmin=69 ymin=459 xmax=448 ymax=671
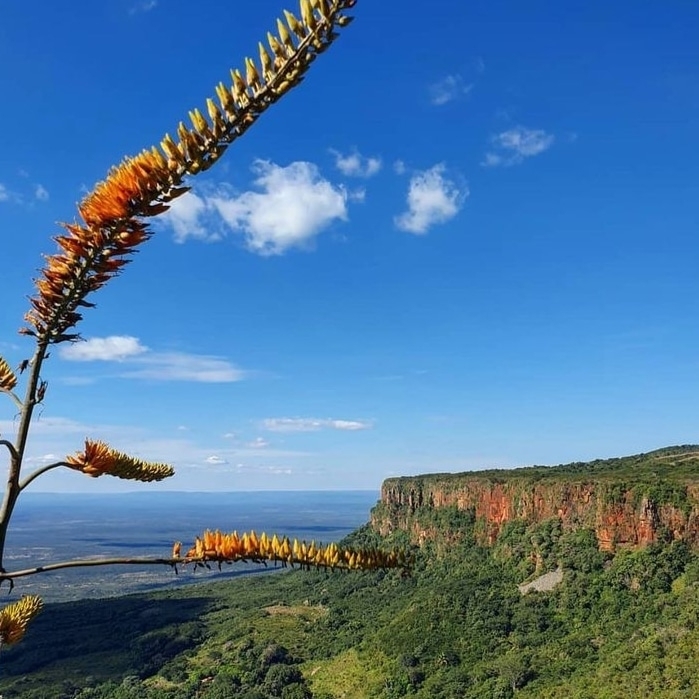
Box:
xmin=0 ymin=592 xmax=211 ymax=680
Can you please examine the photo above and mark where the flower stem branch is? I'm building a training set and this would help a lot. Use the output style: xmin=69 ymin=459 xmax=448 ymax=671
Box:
xmin=18 ymin=462 xmax=69 ymax=493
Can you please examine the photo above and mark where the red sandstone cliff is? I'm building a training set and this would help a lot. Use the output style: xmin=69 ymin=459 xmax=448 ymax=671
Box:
xmin=374 ymin=473 xmax=699 ymax=551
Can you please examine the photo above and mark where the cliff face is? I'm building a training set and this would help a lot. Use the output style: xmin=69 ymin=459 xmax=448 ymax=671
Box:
xmin=373 ymin=458 xmax=699 ymax=551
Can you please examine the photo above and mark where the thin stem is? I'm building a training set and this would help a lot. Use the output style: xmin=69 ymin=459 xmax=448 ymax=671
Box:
xmin=0 ymin=343 xmax=48 ymax=570
xmin=0 ymin=556 xmax=183 ymax=581
xmin=0 ymin=441 xmax=19 ymax=462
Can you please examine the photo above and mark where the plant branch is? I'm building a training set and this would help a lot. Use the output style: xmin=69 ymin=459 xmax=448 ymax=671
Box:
xmin=0 ymin=556 xmax=184 ymax=581
xmin=18 ymin=461 xmax=68 ymax=493
xmin=0 ymin=344 xmax=49 ymax=570
xmin=0 ymin=441 xmax=19 ymax=462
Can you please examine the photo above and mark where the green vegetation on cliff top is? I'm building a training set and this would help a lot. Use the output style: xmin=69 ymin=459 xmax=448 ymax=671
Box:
xmin=384 ymin=445 xmax=699 ymax=487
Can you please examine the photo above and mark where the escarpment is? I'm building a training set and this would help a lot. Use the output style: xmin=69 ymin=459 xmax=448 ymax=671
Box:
xmin=372 ymin=446 xmax=699 ymax=551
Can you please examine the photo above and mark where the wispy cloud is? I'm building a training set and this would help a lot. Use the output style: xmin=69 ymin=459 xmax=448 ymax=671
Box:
xmin=429 ymin=74 xmax=473 ymax=106
xmin=129 ymin=0 xmax=157 ymax=15
xmin=160 ymin=160 xmax=349 ymax=255
xmin=60 ymin=336 xmax=147 ymax=362
xmin=0 ymin=181 xmax=50 ymax=204
xmin=482 ymin=126 xmax=555 ymax=167
xmin=395 ymin=164 xmax=466 ymax=234
xmin=261 ymin=417 xmax=372 ymax=433
xmin=120 ymin=352 xmax=245 ymax=382
xmin=247 ymin=437 xmax=270 ymax=449
xmin=59 ymin=335 xmax=245 ymax=383
xmin=330 ymin=148 xmax=382 ymax=177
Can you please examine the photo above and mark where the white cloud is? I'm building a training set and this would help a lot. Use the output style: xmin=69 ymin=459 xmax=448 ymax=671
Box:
xmin=0 ymin=184 xmax=8 ymax=202
xmin=262 ymin=417 xmax=372 ymax=433
xmin=330 ymin=149 xmax=382 ymax=177
xmin=429 ymin=74 xmax=473 ymax=106
xmin=393 ymin=160 xmax=406 ymax=175
xmin=120 ymin=352 xmax=245 ymax=383
xmin=162 ymin=191 xmax=217 ymax=243
xmin=205 ymin=455 xmax=227 ymax=465
xmin=161 ymin=161 xmax=349 ymax=256
xmin=482 ymin=126 xmax=555 ymax=167
xmin=34 ymin=184 xmax=49 ymax=201
xmin=60 ymin=336 xmax=147 ymax=362
xmin=395 ymin=164 xmax=466 ymax=234
xmin=59 ymin=336 xmax=244 ymax=383
xmin=210 ymin=160 xmax=348 ymax=256
xmin=246 ymin=437 xmax=270 ymax=449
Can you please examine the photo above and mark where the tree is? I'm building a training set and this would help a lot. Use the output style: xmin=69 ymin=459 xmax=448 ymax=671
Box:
xmin=0 ymin=0 xmax=409 ymax=649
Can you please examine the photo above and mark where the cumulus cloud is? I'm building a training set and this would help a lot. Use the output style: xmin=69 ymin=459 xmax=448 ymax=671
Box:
xmin=60 ymin=336 xmax=147 ymax=362
xmin=161 ymin=191 xmax=219 ymax=243
xmin=34 ymin=184 xmax=49 ymax=201
xmin=429 ymin=74 xmax=473 ymax=106
xmin=210 ymin=160 xmax=348 ymax=255
xmin=160 ymin=160 xmax=349 ymax=255
xmin=482 ymin=126 xmax=555 ymax=167
xmin=262 ymin=418 xmax=372 ymax=433
xmin=205 ymin=455 xmax=227 ymax=465
xmin=59 ymin=335 xmax=244 ymax=382
xmin=394 ymin=164 xmax=466 ymax=234
xmin=0 ymin=184 xmax=9 ymax=201
xmin=330 ymin=149 xmax=382 ymax=177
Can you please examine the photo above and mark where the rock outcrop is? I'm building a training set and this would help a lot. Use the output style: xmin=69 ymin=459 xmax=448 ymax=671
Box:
xmin=372 ymin=446 xmax=699 ymax=551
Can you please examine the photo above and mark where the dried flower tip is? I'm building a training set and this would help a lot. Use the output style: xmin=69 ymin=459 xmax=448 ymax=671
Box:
xmin=0 ymin=356 xmax=17 ymax=392
xmin=0 ymin=595 xmax=43 ymax=646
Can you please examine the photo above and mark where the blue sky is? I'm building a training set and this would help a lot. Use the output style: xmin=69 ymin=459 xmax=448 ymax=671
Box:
xmin=1 ymin=0 xmax=698 ymax=492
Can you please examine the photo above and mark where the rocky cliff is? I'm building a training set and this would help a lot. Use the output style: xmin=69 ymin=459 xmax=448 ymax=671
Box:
xmin=372 ymin=446 xmax=699 ymax=551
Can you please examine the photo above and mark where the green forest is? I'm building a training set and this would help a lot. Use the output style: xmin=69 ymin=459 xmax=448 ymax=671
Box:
xmin=2 ymin=486 xmax=699 ymax=698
